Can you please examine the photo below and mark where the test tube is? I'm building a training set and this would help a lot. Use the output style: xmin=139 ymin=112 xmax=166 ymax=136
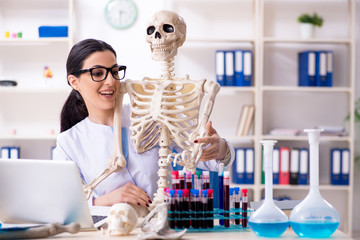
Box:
xmin=201 ymin=189 xmax=208 ymax=229
xmin=224 ymin=171 xmax=230 ymax=227
xmin=164 ymin=187 xmax=169 ymax=202
xmin=207 ymin=189 xmax=214 ymax=228
xmin=218 ymin=163 xmax=224 ymax=226
xmin=172 ymin=171 xmax=179 ymax=189
xmin=169 ymin=189 xmax=177 ymax=229
xmin=179 ymin=170 xmax=185 ymax=189
xmin=176 ymin=189 xmax=184 ymax=229
xmin=186 ymin=171 xmax=193 ymax=189
xmin=234 ymin=187 xmax=241 ymax=225
xmin=230 ymin=188 xmax=234 ymax=225
xmin=182 ymin=189 xmax=190 ymax=228
xmin=242 ymin=189 xmax=248 ymax=228
xmin=202 ymin=171 xmax=210 ymax=189
xmin=190 ymin=189 xmax=200 ymax=229
xmin=195 ymin=171 xmax=202 ymax=190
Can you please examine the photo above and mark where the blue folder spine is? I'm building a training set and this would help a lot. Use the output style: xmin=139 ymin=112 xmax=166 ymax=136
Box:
xmin=298 ymin=51 xmax=316 ymax=86
xmin=215 ymin=50 xmax=226 ymax=86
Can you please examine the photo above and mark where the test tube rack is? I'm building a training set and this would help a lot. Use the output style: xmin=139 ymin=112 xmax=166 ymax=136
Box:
xmin=168 ymin=207 xmax=253 ymax=232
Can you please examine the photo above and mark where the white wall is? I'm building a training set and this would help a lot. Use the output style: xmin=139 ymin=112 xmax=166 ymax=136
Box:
xmin=73 ymin=0 xmax=360 ymax=235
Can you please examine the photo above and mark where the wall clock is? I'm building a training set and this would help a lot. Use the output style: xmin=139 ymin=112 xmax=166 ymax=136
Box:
xmin=104 ymin=0 xmax=138 ymax=30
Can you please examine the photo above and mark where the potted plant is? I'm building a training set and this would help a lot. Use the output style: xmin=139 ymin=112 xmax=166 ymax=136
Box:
xmin=297 ymin=13 xmax=324 ymax=39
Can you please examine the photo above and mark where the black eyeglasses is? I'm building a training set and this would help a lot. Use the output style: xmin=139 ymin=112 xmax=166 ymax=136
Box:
xmin=71 ymin=65 xmax=126 ymax=82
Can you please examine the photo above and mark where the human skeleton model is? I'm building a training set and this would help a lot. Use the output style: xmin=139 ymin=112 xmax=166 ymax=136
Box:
xmin=84 ymin=10 xmax=220 ymax=209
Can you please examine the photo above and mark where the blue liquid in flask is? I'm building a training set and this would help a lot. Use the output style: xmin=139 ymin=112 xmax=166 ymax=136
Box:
xmin=290 ymin=221 xmax=339 ymax=238
xmin=249 ymin=222 xmax=289 ymax=238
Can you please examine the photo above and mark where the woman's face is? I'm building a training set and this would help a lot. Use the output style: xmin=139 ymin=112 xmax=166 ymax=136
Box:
xmin=69 ymin=50 xmax=120 ymax=120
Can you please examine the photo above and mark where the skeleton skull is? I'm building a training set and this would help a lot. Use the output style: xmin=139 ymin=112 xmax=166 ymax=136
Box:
xmin=106 ymin=203 xmax=138 ymax=236
xmin=146 ymin=10 xmax=186 ymax=62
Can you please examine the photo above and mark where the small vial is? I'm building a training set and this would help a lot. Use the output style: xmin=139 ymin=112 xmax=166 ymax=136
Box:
xmin=172 ymin=171 xmax=179 ymax=189
xmin=224 ymin=171 xmax=230 ymax=227
xmin=202 ymin=171 xmax=210 ymax=189
xmin=242 ymin=189 xmax=248 ymax=228
xmin=169 ymin=189 xmax=177 ymax=229
xmin=179 ymin=170 xmax=185 ymax=189
xmin=201 ymin=189 xmax=208 ymax=229
xmin=234 ymin=187 xmax=241 ymax=225
xmin=218 ymin=163 xmax=224 ymax=226
xmin=207 ymin=189 xmax=214 ymax=228
xmin=186 ymin=171 xmax=193 ymax=189
xmin=176 ymin=190 xmax=184 ymax=229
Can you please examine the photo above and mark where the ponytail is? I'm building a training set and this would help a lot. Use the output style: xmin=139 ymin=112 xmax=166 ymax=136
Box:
xmin=60 ymin=89 xmax=88 ymax=132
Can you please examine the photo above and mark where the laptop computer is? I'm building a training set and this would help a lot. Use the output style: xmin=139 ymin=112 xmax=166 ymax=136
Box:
xmin=0 ymin=159 xmax=110 ymax=230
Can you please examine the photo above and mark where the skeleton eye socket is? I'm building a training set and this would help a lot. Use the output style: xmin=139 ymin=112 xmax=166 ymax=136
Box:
xmin=163 ymin=24 xmax=174 ymax=33
xmin=147 ymin=26 xmax=155 ymax=35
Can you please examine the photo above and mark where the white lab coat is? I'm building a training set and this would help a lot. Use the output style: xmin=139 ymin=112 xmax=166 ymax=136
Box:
xmin=53 ymin=103 xmax=234 ymax=201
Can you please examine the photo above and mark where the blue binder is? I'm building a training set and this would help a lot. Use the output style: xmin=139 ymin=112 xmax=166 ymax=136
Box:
xmin=225 ymin=51 xmax=235 ymax=86
xmin=1 ymin=146 xmax=10 ymax=159
xmin=242 ymin=50 xmax=252 ymax=86
xmin=330 ymin=148 xmax=341 ymax=185
xmin=315 ymin=51 xmax=329 ymax=87
xmin=299 ymin=148 xmax=309 ymax=185
xmin=215 ymin=50 xmax=226 ymax=86
xmin=234 ymin=49 xmax=244 ymax=86
xmin=298 ymin=51 xmax=316 ymax=86
xmin=341 ymin=149 xmax=350 ymax=185
xmin=245 ymin=148 xmax=254 ymax=184
xmin=10 ymin=146 xmax=20 ymax=159
xmin=326 ymin=51 xmax=333 ymax=87
xmin=272 ymin=148 xmax=280 ymax=184
xmin=233 ymin=148 xmax=246 ymax=184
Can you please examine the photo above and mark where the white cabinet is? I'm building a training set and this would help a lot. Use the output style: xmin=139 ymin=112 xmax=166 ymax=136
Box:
xmin=0 ymin=0 xmax=74 ymax=159
xmin=169 ymin=0 xmax=355 ymax=235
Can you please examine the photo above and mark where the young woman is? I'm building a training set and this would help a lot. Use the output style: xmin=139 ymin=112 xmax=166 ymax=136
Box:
xmin=53 ymin=38 xmax=234 ymax=209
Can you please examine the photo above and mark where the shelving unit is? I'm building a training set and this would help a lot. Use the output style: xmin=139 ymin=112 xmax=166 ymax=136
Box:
xmin=169 ymin=0 xmax=355 ymax=235
xmin=0 ymin=0 xmax=74 ymax=159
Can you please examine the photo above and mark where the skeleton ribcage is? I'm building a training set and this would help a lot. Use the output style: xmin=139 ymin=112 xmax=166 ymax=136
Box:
xmin=125 ymin=79 xmax=205 ymax=153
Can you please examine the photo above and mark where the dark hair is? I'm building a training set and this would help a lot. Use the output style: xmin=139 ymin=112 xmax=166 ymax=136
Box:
xmin=60 ymin=39 xmax=117 ymax=132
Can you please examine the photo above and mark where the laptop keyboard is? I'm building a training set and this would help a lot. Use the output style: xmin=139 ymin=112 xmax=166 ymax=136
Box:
xmin=92 ymin=215 xmax=107 ymax=224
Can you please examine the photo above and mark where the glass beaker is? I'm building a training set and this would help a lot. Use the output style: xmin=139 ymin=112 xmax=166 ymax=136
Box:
xmin=290 ymin=129 xmax=340 ymax=238
xmin=249 ymin=140 xmax=289 ymax=237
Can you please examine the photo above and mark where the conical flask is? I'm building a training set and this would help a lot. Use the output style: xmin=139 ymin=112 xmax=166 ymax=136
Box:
xmin=290 ymin=129 xmax=340 ymax=238
xmin=249 ymin=140 xmax=289 ymax=237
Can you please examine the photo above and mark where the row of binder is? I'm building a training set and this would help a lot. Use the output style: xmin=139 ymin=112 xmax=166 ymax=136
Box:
xmin=298 ymin=50 xmax=333 ymax=87
xmin=232 ymin=148 xmax=254 ymax=184
xmin=331 ymin=148 xmax=350 ymax=185
xmin=215 ymin=49 xmax=253 ymax=87
xmin=1 ymin=146 xmax=20 ymax=159
xmin=261 ymin=147 xmax=310 ymax=185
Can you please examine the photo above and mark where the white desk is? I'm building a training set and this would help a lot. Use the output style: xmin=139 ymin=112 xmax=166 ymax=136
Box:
xmin=49 ymin=228 xmax=351 ymax=240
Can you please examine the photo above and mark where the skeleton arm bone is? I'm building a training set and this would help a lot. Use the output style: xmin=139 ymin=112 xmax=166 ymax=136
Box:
xmin=84 ymin=83 xmax=127 ymax=200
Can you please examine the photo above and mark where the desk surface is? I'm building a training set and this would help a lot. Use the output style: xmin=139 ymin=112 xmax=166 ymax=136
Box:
xmin=48 ymin=228 xmax=351 ymax=240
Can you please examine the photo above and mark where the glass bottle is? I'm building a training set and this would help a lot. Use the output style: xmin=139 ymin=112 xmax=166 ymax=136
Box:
xmin=290 ymin=129 xmax=340 ymax=238
xmin=249 ymin=140 xmax=289 ymax=237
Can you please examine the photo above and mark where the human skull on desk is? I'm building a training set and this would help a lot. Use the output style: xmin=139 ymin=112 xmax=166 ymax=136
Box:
xmin=106 ymin=203 xmax=138 ymax=236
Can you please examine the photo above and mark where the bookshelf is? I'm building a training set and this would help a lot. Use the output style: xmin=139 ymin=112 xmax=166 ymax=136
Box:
xmin=0 ymin=0 xmax=74 ymax=159
xmin=169 ymin=0 xmax=355 ymax=235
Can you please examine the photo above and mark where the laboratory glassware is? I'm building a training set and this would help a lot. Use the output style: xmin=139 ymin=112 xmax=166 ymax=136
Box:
xmin=249 ymin=140 xmax=289 ymax=237
xmin=290 ymin=129 xmax=340 ymax=238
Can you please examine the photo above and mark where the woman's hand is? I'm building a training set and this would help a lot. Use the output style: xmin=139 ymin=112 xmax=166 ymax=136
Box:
xmin=93 ymin=182 xmax=151 ymax=208
xmin=194 ymin=121 xmax=228 ymax=162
